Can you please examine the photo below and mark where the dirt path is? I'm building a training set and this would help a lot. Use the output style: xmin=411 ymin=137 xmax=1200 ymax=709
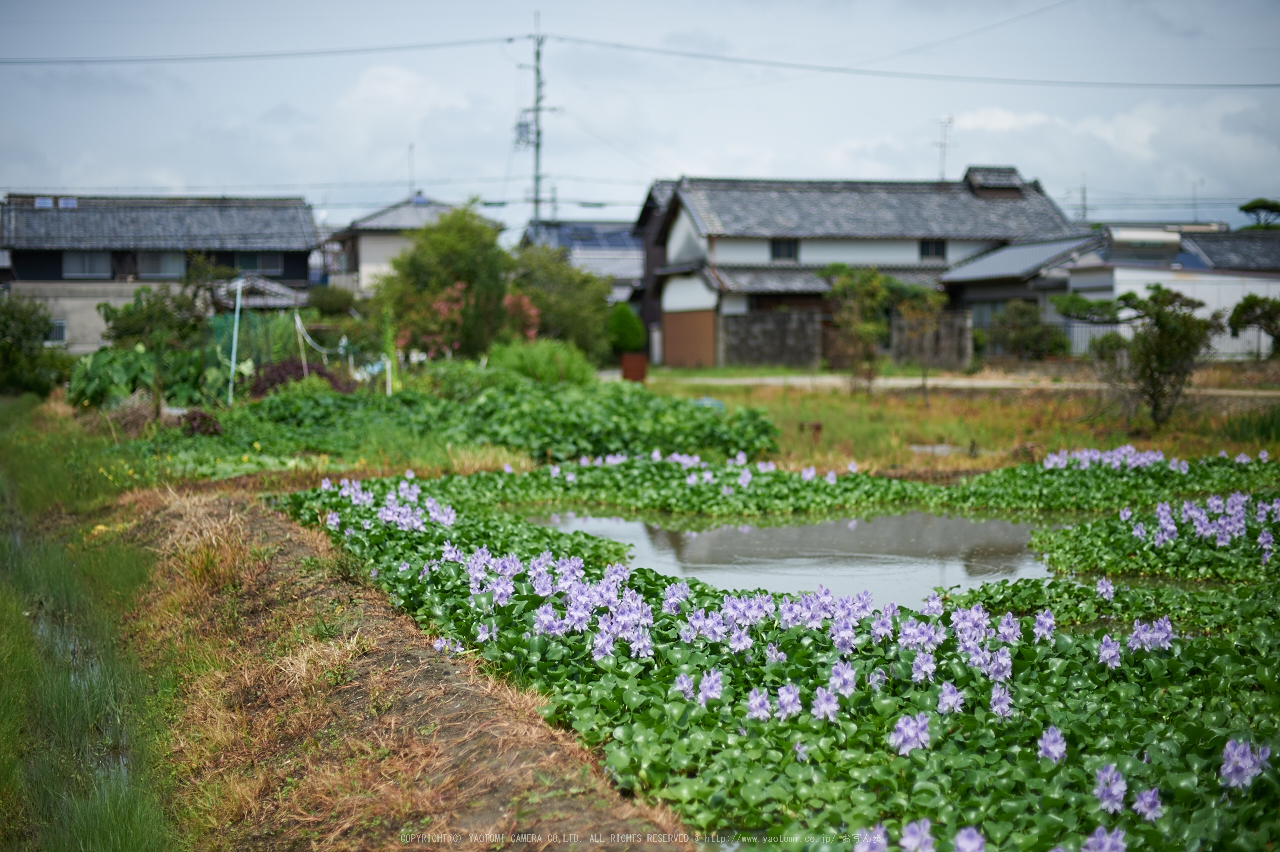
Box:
xmin=120 ymin=489 xmax=691 ymax=851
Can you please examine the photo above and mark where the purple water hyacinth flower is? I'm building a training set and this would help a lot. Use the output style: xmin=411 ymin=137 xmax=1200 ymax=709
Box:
xmin=1033 ymin=609 xmax=1055 ymax=643
xmin=1096 ymin=578 xmax=1115 ymax=602
xmin=1236 ymin=453 xmax=1252 ymax=464
xmin=937 ymin=682 xmax=964 ymax=714
xmin=997 ymin=612 xmax=1022 ymax=644
xmin=1132 ymin=522 xmax=1146 ymax=539
xmin=899 ymin=818 xmax=934 ymax=852
xmin=793 ymin=742 xmax=808 ymax=762
xmin=476 ymin=623 xmax=491 ymax=642
xmin=830 ymin=661 xmax=857 ymax=697
xmin=912 ymin=652 xmax=936 ymax=683
xmin=1038 ymin=726 xmax=1067 ymax=763
xmin=776 ymin=684 xmax=802 ymax=720
xmin=737 ymin=468 xmax=753 ymax=489
xmin=921 ymin=592 xmax=944 ymax=617
xmin=868 ymin=668 xmax=887 ymax=692
xmin=811 ymin=687 xmax=839 ymax=722
xmin=825 ymin=470 xmax=837 ymax=485
xmin=1119 ymin=507 xmax=1132 ymax=521
xmin=953 ymin=826 xmax=985 ymax=852
xmin=746 ymin=688 xmax=772 ymax=721
xmin=990 ymin=684 xmax=1012 ymax=719
xmin=674 ymin=673 xmax=695 ymax=701
xmin=853 ymin=824 xmax=887 ymax=852
xmin=1132 ymin=788 xmax=1162 ymax=821
xmin=729 ymin=627 xmax=754 ymax=653
xmin=848 ymin=460 xmax=858 ymax=473
xmin=1220 ymin=739 xmax=1271 ymax=788
xmin=888 ymin=713 xmax=930 ymax=755
xmin=565 ymin=472 xmax=576 ymax=483
xmin=630 ymin=630 xmax=654 ymax=658
xmin=829 ymin=618 xmax=857 ymax=655
xmin=800 ymin=466 xmax=816 ymax=481
xmin=765 ymin=643 xmax=787 ymax=664
xmin=325 ymin=511 xmax=340 ymax=528
xmin=320 ymin=477 xmax=332 ymax=490
xmin=871 ymin=612 xmax=893 ymax=642
xmin=988 ymin=647 xmax=1013 ymax=683
xmin=533 ymin=603 xmax=564 ymax=636
xmin=1099 ymin=635 xmax=1122 ymax=669
xmin=1081 ymin=826 xmax=1126 ymax=852
xmin=591 ymin=631 xmax=615 ymax=661
xmin=1094 ymin=764 xmax=1127 ymax=813
xmin=697 ymin=669 xmax=723 ymax=706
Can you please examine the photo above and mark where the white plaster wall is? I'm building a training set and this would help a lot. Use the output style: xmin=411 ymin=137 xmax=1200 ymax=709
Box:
xmin=358 ymin=233 xmax=413 ymax=290
xmin=796 ymin=239 xmax=920 ymax=266
xmin=720 ymin=293 xmax=749 ymax=315
xmin=948 ymin=241 xmax=1002 ymax=264
xmin=713 ymin=238 xmax=770 ymax=265
xmin=13 ymin=280 xmax=140 ymax=355
xmin=1114 ymin=267 xmax=1280 ymax=359
xmin=666 ymin=207 xmax=708 ymax=265
xmin=1068 ymin=268 xmax=1116 ymax=293
xmin=662 ymin=275 xmax=719 ymax=313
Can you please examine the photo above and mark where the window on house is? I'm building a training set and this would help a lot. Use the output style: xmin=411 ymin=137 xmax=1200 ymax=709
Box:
xmin=920 ymin=239 xmax=947 ymax=261
xmin=58 ymin=197 xmax=78 ymax=209
xmin=62 ymin=251 xmax=111 ymax=279
xmin=138 ymin=251 xmax=186 ymax=279
xmin=236 ymin=251 xmax=283 ymax=275
xmin=770 ymin=238 xmax=799 ymax=262
xmin=34 ymin=197 xmax=53 ymax=209
xmin=45 ymin=320 xmax=67 ymax=345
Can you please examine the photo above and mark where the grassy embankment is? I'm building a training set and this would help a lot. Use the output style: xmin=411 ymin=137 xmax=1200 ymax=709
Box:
xmin=649 ymin=379 xmax=1280 ymax=473
xmin=0 ymin=396 xmax=170 ymax=851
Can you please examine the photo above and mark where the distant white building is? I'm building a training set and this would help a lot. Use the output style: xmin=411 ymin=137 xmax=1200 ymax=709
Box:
xmin=327 ymin=192 xmax=456 ymax=296
xmin=942 ymin=226 xmax=1280 ymax=359
xmin=521 ymin=220 xmax=645 ymax=305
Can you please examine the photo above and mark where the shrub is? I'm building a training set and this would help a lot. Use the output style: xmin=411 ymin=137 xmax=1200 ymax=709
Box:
xmin=181 ymin=409 xmax=222 ymax=437
xmin=487 ymin=340 xmax=595 ymax=385
xmin=250 ymin=360 xmax=354 ymax=398
xmin=307 ymin=286 xmax=356 ymax=317
xmin=990 ymin=300 xmax=1069 ymax=359
xmin=509 ymin=244 xmax=611 ymax=364
xmin=606 ymin=303 xmax=646 ymax=354
xmin=0 ymin=294 xmax=55 ymax=396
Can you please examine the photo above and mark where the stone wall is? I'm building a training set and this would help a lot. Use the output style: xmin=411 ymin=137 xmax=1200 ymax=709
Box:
xmin=719 ymin=310 xmax=822 ymax=368
xmin=890 ymin=309 xmax=974 ymax=371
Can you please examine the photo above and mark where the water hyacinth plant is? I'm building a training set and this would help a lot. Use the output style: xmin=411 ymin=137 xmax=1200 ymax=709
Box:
xmin=288 ymin=457 xmax=1279 ymax=849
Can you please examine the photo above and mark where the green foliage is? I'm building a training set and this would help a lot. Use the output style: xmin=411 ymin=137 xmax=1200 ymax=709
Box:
xmin=606 ymin=303 xmax=647 ymax=354
xmin=307 ymin=285 xmax=356 ymax=317
xmin=822 ymin=265 xmax=891 ymax=391
xmin=1225 ymin=405 xmax=1280 ymax=443
xmin=1228 ymin=293 xmax=1280 ymax=351
xmin=510 ymin=244 xmax=612 ymax=363
xmin=385 ymin=205 xmax=509 ymax=357
xmin=289 ymin=469 xmax=1280 ymax=847
xmin=97 ymin=284 xmax=203 ymax=349
xmin=1056 ymin=285 xmax=1225 ymax=427
xmin=0 ymin=294 xmax=56 ymax=397
xmin=989 ymin=300 xmax=1069 ymax=360
xmin=488 ymin=339 xmax=596 ymax=386
xmin=68 ymin=345 xmax=214 ymax=409
xmin=1239 ymin=198 xmax=1280 ymax=229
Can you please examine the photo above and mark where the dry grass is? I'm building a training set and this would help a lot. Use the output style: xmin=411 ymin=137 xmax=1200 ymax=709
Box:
xmin=446 ymin=444 xmax=534 ymax=476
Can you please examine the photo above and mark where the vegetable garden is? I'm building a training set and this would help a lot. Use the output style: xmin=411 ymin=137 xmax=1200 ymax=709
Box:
xmin=282 ymin=435 xmax=1279 ymax=851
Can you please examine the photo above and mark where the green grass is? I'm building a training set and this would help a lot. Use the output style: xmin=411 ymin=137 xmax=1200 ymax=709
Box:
xmin=0 ymin=397 xmax=172 ymax=851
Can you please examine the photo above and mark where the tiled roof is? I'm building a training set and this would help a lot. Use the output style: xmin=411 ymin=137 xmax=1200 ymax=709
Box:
xmin=673 ymin=168 xmax=1075 ymax=241
xmin=1 ymin=194 xmax=318 ymax=251
xmin=1183 ymin=232 xmax=1280 ymax=272
xmin=941 ymin=235 xmax=1098 ymax=283
xmin=569 ymin=249 xmax=643 ymax=281
xmin=633 ymin=180 xmax=678 ymax=236
xmin=337 ymin=193 xmax=457 ymax=234
xmin=708 ymin=264 xmax=941 ymax=295
xmin=211 ymin=276 xmax=308 ymax=310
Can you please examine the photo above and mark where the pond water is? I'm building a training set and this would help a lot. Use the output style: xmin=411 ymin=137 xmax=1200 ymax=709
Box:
xmin=531 ymin=512 xmax=1053 ymax=607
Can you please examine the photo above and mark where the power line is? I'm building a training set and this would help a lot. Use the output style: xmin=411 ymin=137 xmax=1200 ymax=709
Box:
xmin=0 ymin=36 xmax=516 ymax=65
xmin=854 ymin=0 xmax=1078 ymax=67
xmin=552 ymin=35 xmax=1280 ymax=90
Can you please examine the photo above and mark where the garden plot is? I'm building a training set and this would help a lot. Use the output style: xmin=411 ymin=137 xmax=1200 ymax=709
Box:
xmin=289 ymin=451 xmax=1279 ymax=851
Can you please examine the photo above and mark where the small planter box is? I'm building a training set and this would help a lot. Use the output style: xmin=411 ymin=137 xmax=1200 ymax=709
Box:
xmin=621 ymin=352 xmax=648 ymax=382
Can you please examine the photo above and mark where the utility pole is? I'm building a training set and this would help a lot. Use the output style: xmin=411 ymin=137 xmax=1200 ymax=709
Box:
xmin=1079 ymin=173 xmax=1088 ymax=222
xmin=518 ymin=14 xmax=548 ymax=228
xmin=1192 ymin=178 xmax=1204 ymax=223
xmin=933 ymin=115 xmax=954 ymax=181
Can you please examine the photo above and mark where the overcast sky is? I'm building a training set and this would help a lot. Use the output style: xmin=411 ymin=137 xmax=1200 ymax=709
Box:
xmin=2 ymin=0 xmax=1278 ymax=239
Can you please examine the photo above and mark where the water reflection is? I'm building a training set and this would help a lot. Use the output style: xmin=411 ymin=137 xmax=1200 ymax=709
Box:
xmin=532 ymin=512 xmax=1051 ymax=607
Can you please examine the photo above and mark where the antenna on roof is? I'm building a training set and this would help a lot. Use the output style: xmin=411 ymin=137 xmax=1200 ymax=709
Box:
xmin=933 ymin=115 xmax=954 ymax=181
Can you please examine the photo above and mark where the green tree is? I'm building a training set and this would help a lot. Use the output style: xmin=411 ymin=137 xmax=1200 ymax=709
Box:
xmin=0 ymin=294 xmax=55 ymax=396
xmin=509 ymin=244 xmax=611 ymax=363
xmin=1053 ymin=284 xmax=1224 ymax=427
xmin=98 ymin=285 xmax=206 ymax=419
xmin=307 ymin=285 xmax=356 ymax=317
xmin=1228 ymin=293 xmax=1280 ymax=356
xmin=990 ymin=300 xmax=1070 ymax=360
xmin=1239 ymin=198 xmax=1280 ymax=229
xmin=183 ymin=252 xmax=238 ymax=310
xmin=384 ymin=205 xmax=509 ymax=357
xmin=821 ymin=264 xmax=891 ymax=395
xmin=606 ymin=303 xmax=647 ymax=354
xmin=896 ymin=288 xmax=948 ymax=408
